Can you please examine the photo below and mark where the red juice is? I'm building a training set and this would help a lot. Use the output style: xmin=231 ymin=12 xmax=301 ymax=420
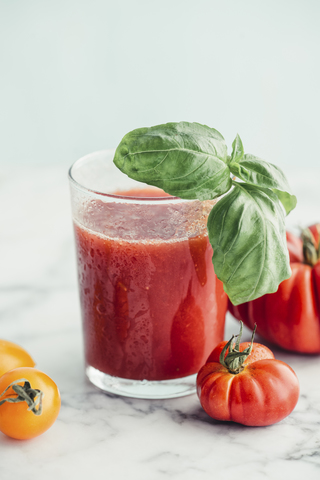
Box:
xmin=74 ymin=188 xmax=227 ymax=381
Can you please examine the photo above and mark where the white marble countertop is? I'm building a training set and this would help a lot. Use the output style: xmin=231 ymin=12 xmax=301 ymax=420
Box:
xmin=1 ymin=164 xmax=320 ymax=480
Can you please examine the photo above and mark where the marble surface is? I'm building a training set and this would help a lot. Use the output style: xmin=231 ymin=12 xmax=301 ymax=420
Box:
xmin=1 ymin=164 xmax=320 ymax=479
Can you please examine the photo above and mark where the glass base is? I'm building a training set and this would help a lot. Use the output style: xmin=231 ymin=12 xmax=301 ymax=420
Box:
xmin=86 ymin=365 xmax=197 ymax=399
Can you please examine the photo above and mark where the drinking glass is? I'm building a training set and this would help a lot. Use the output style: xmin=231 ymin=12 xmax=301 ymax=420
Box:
xmin=69 ymin=150 xmax=227 ymax=399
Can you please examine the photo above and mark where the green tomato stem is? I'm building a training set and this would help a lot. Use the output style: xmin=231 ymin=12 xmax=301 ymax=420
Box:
xmin=0 ymin=378 xmax=43 ymax=416
xmin=301 ymin=227 xmax=320 ymax=267
xmin=219 ymin=321 xmax=257 ymax=374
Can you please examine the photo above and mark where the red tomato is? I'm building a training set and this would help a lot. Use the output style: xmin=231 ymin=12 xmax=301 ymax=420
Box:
xmin=286 ymin=231 xmax=303 ymax=263
xmin=229 ymin=224 xmax=320 ymax=353
xmin=197 ymin=323 xmax=300 ymax=426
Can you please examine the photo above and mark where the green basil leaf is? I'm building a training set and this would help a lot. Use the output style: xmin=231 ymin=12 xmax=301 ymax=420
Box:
xmin=229 ymin=150 xmax=297 ymax=215
xmin=229 ymin=134 xmax=244 ymax=164
xmin=113 ymin=122 xmax=232 ymax=200
xmin=207 ymin=181 xmax=291 ymax=305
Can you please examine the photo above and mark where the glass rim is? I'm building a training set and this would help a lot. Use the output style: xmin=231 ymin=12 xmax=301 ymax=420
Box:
xmin=68 ymin=149 xmax=192 ymax=204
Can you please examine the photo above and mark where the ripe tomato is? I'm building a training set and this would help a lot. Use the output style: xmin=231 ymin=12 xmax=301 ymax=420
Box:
xmin=0 ymin=367 xmax=61 ymax=440
xmin=229 ymin=224 xmax=320 ymax=353
xmin=0 ymin=340 xmax=35 ymax=377
xmin=197 ymin=323 xmax=299 ymax=426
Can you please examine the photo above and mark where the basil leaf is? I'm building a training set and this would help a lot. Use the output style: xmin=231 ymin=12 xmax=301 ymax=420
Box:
xmin=229 ymin=134 xmax=244 ymax=164
xmin=229 ymin=149 xmax=297 ymax=215
xmin=207 ymin=181 xmax=291 ymax=305
xmin=113 ymin=122 xmax=232 ymax=200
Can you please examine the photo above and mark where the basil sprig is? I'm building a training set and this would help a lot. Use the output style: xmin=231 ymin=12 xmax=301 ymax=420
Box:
xmin=113 ymin=122 xmax=296 ymax=305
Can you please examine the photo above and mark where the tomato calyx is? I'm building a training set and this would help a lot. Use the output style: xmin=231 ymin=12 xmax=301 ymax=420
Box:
xmin=219 ymin=322 xmax=257 ymax=374
xmin=301 ymin=225 xmax=320 ymax=267
xmin=0 ymin=378 xmax=44 ymax=416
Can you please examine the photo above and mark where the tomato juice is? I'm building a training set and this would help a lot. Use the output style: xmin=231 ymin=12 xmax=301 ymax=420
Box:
xmin=74 ymin=188 xmax=227 ymax=381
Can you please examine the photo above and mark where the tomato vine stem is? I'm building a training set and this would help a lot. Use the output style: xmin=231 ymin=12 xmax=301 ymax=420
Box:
xmin=219 ymin=321 xmax=257 ymax=374
xmin=0 ymin=378 xmax=44 ymax=416
xmin=301 ymin=226 xmax=320 ymax=267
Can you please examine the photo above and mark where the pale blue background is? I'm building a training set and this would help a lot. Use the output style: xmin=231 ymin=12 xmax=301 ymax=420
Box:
xmin=1 ymin=0 xmax=319 ymax=168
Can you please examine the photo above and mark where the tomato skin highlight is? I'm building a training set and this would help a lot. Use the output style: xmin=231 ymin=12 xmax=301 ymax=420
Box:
xmin=197 ymin=341 xmax=300 ymax=426
xmin=0 ymin=367 xmax=61 ymax=440
xmin=0 ymin=340 xmax=35 ymax=377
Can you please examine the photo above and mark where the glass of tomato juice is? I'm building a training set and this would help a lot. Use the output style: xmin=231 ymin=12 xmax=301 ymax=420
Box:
xmin=68 ymin=150 xmax=227 ymax=398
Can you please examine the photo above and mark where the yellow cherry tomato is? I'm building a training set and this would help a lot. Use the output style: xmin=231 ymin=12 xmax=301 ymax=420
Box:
xmin=0 ymin=367 xmax=61 ymax=440
xmin=0 ymin=339 xmax=35 ymax=377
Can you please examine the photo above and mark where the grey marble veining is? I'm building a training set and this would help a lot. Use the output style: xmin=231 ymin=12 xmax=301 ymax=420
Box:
xmin=1 ymin=165 xmax=320 ymax=479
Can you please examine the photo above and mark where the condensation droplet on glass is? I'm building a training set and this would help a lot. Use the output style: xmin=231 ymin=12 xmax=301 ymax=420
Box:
xmin=96 ymin=304 xmax=106 ymax=314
